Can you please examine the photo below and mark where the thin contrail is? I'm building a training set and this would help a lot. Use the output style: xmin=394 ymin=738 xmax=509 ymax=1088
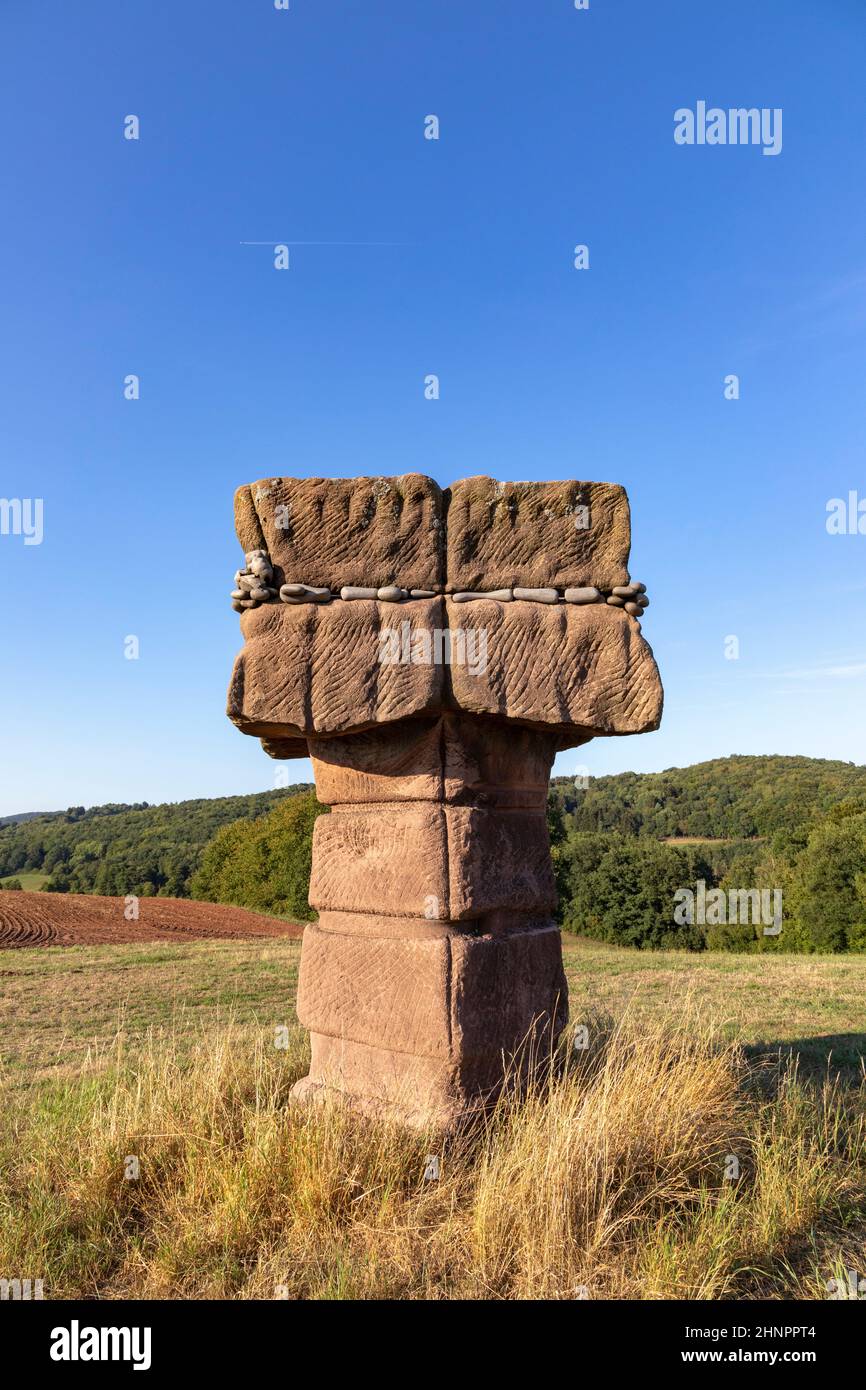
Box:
xmin=239 ymin=239 xmax=414 ymax=246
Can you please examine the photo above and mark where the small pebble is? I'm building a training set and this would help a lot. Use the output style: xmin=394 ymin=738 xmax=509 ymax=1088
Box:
xmin=451 ymin=589 xmax=512 ymax=602
xmin=341 ymin=586 xmax=378 ymax=600
xmin=409 ymin=589 xmax=437 ymax=599
xmin=611 ymin=585 xmax=636 ymax=598
xmin=240 ymin=598 xmax=257 ymax=609
xmin=634 ymin=582 xmax=647 ymax=593
xmin=637 ymin=595 xmax=649 ymax=609
xmin=250 ymin=586 xmax=270 ymax=602
xmin=513 ymin=587 xmax=559 ymax=604
xmin=564 ymin=587 xmax=602 ymax=604
xmin=231 ymin=589 xmax=246 ymax=601
xmin=231 ymin=600 xmax=244 ymax=613
xmin=606 ymin=594 xmax=625 ymax=607
xmin=377 ymin=585 xmax=406 ymax=602
xmin=280 ymin=583 xmax=331 ymax=603
xmin=624 ymin=601 xmax=642 ymax=616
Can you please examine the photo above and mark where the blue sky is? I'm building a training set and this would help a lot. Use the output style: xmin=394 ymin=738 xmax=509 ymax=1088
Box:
xmin=1 ymin=0 xmax=865 ymax=815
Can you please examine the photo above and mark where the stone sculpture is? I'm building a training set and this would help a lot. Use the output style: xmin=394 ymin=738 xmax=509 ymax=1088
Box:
xmin=227 ymin=474 xmax=663 ymax=1127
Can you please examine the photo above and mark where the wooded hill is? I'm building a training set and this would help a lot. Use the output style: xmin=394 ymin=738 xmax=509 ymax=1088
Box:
xmin=0 ymin=788 xmax=312 ymax=898
xmin=548 ymin=755 xmax=866 ymax=840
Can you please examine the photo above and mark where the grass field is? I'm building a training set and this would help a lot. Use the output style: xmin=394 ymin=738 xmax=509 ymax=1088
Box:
xmin=564 ymin=938 xmax=866 ymax=1082
xmin=1 ymin=870 xmax=49 ymax=890
xmin=2 ymin=935 xmax=862 ymax=1084
xmin=1 ymin=936 xmax=864 ymax=1300
xmin=0 ymin=938 xmax=300 ymax=1081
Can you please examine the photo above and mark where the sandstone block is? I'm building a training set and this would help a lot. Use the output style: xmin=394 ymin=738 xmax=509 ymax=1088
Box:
xmin=445 ymin=598 xmax=663 ymax=743
xmin=298 ymin=917 xmax=566 ymax=1062
xmin=309 ymin=798 xmax=555 ymax=921
xmin=446 ymin=805 xmax=556 ymax=919
xmin=308 ymin=716 xmax=556 ymax=810
xmin=235 ymin=474 xmax=444 ymax=592
xmin=445 ymin=476 xmax=631 ymax=592
xmin=309 ymin=804 xmax=449 ymax=918
xmin=297 ymin=919 xmax=453 ymax=1058
xmin=309 ymin=718 xmax=445 ymax=805
xmin=227 ymin=598 xmax=445 ymax=741
xmin=296 ymin=917 xmax=568 ymax=1126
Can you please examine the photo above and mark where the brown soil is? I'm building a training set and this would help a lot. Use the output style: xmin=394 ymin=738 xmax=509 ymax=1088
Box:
xmin=0 ymin=891 xmax=305 ymax=949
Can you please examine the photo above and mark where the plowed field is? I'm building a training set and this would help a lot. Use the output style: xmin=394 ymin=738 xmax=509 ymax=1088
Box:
xmin=0 ymin=891 xmax=304 ymax=948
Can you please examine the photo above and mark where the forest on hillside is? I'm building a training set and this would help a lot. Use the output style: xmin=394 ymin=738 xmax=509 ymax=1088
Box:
xmin=0 ymin=788 xmax=312 ymax=898
xmin=548 ymin=756 xmax=866 ymax=951
xmin=548 ymin=755 xmax=866 ymax=840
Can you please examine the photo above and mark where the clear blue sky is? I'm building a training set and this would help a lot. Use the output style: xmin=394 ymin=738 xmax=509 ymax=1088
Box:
xmin=2 ymin=0 xmax=865 ymax=815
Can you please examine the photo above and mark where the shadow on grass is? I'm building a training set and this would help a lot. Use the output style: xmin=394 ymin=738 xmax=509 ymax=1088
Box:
xmin=746 ymin=1033 xmax=866 ymax=1086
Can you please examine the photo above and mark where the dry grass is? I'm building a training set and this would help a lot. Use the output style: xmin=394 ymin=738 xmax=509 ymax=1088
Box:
xmin=1 ymin=1008 xmax=863 ymax=1300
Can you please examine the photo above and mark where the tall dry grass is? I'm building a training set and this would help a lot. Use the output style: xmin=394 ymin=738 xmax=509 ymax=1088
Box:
xmin=0 ymin=1011 xmax=863 ymax=1299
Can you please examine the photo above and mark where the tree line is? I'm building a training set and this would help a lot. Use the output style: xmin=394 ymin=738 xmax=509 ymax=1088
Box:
xmin=0 ymin=788 xmax=312 ymax=899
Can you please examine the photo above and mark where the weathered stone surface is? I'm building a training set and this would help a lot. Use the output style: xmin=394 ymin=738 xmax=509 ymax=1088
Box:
xmin=235 ymin=474 xmax=444 ymax=592
xmin=308 ymin=716 xmax=555 ymax=810
xmin=439 ymin=716 xmax=557 ymax=809
xmin=446 ymin=476 xmax=631 ymax=592
xmin=445 ymin=598 xmax=663 ymax=744
xmin=446 ymin=806 xmax=556 ymax=918
xmin=297 ymin=917 xmax=566 ymax=1069
xmin=227 ymin=593 xmax=661 ymax=753
xmin=294 ymin=920 xmax=567 ymax=1127
xmin=309 ymin=718 xmax=445 ymax=805
xmin=227 ymin=598 xmax=445 ymax=741
xmin=309 ymin=801 xmax=555 ymax=921
xmin=297 ymin=917 xmax=454 ymax=1057
xmin=309 ymin=804 xmax=449 ymax=918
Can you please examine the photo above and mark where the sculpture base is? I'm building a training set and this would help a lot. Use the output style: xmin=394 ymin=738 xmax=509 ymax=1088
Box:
xmin=292 ymin=916 xmax=567 ymax=1130
xmin=291 ymin=715 xmax=569 ymax=1131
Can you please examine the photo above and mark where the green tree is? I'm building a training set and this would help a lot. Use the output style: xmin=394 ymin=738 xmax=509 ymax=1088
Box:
xmin=190 ymin=791 xmax=328 ymax=919
xmin=558 ymin=832 xmax=707 ymax=950
xmin=788 ymin=808 xmax=866 ymax=952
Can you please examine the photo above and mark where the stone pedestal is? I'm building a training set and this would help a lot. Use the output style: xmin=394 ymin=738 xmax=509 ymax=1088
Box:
xmin=293 ymin=715 xmax=567 ymax=1125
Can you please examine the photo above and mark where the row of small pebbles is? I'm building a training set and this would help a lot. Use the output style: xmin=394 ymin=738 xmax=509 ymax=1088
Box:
xmin=339 ymin=585 xmax=437 ymax=601
xmin=452 ymin=581 xmax=649 ymax=614
xmin=231 ymin=553 xmax=651 ymax=623
xmin=279 ymin=584 xmax=439 ymax=604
